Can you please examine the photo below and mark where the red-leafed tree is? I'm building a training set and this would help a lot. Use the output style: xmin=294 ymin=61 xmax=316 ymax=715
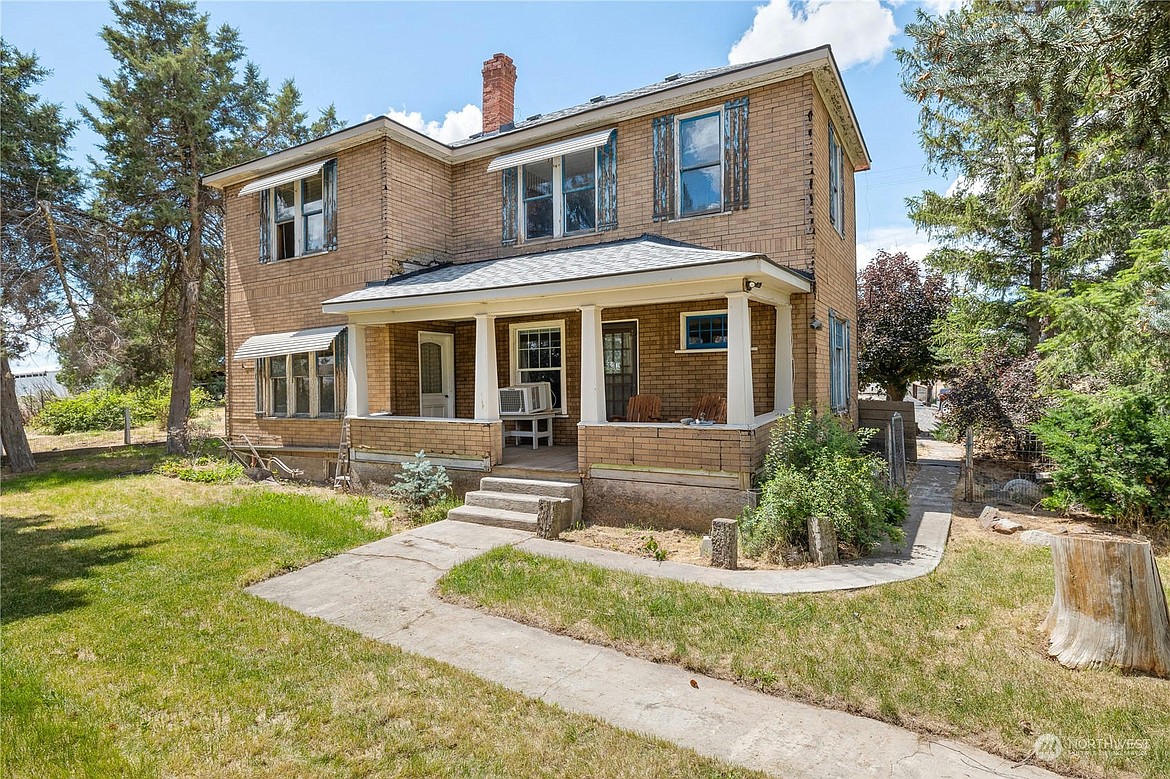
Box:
xmin=857 ymin=250 xmax=951 ymax=401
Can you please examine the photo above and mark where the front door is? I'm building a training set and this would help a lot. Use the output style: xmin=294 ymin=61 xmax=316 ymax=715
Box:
xmin=603 ymin=321 xmax=638 ymax=420
xmin=418 ymin=332 xmax=455 ymax=418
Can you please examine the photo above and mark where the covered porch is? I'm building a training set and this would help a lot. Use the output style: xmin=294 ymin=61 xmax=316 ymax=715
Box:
xmin=323 ymin=236 xmax=810 ymax=526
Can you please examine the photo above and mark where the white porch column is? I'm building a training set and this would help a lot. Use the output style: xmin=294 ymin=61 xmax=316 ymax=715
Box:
xmin=726 ymin=292 xmax=754 ymax=425
xmin=473 ymin=314 xmax=500 ymax=420
xmin=579 ymin=305 xmax=606 ymax=423
xmin=346 ymin=323 xmax=369 ymax=417
xmin=774 ymin=300 xmax=794 ymax=414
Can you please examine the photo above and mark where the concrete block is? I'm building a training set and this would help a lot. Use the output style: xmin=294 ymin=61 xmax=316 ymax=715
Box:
xmin=711 ymin=518 xmax=738 ymax=570
xmin=807 ymin=515 xmax=838 ymax=566
xmin=536 ymin=497 xmax=573 ymax=540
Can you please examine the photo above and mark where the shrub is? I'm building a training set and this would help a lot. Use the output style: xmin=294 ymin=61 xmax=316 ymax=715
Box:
xmin=939 ymin=350 xmax=1047 ymax=451
xmin=1033 ymin=388 xmax=1170 ymax=525
xmin=33 ymin=379 xmax=214 ymax=434
xmin=390 ymin=451 xmax=452 ymax=513
xmin=740 ymin=408 xmax=906 ymax=562
xmin=34 ymin=389 xmax=129 ymax=434
xmin=154 ymin=456 xmax=244 ymax=484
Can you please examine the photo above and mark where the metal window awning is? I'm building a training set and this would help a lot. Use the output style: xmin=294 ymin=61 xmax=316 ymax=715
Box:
xmin=237 ymin=160 xmax=328 ymax=197
xmin=485 ymin=128 xmax=615 ymax=173
xmin=232 ymin=325 xmax=345 ymax=360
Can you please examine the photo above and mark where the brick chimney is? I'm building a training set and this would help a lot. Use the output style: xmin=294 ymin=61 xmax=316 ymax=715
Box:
xmin=481 ymin=53 xmax=517 ymax=134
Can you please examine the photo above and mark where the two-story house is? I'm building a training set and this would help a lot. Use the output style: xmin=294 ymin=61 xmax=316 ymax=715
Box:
xmin=203 ymin=45 xmax=869 ymax=530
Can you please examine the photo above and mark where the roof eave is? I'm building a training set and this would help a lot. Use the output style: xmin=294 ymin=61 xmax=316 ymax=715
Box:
xmin=203 ymin=45 xmax=870 ymax=187
xmin=320 ymin=256 xmax=811 ymax=316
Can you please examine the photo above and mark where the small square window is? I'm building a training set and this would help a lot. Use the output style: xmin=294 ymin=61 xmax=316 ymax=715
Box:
xmin=681 ymin=312 xmax=728 ymax=350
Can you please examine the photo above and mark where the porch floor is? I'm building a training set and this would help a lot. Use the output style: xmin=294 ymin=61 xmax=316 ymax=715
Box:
xmin=496 ymin=444 xmax=579 ymax=474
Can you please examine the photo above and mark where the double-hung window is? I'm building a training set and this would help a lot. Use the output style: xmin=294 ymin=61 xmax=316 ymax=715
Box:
xmin=271 ymin=173 xmax=326 ymax=260
xmin=511 ymin=321 xmax=565 ymax=412
xmin=246 ymin=159 xmax=336 ymax=263
xmin=677 ymin=110 xmax=723 ymax=217
xmin=522 ymin=149 xmax=597 ymax=240
xmin=256 ymin=340 xmax=345 ymax=418
xmin=828 ymin=123 xmax=845 ymax=236
xmin=829 ymin=312 xmax=851 ymax=412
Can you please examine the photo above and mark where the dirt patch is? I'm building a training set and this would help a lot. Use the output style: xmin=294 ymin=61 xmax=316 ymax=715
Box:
xmin=558 ymin=524 xmax=788 ymax=570
xmin=949 ymin=499 xmax=1167 ymax=553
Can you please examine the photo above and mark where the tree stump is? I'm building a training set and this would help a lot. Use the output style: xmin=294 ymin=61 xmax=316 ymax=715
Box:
xmin=1040 ymin=535 xmax=1170 ymax=677
xmin=807 ymin=516 xmax=838 ymax=566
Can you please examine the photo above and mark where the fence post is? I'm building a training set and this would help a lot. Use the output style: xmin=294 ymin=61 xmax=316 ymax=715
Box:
xmin=963 ymin=426 xmax=974 ymax=501
xmin=123 ymin=407 xmax=132 ymax=445
xmin=889 ymin=412 xmax=907 ymax=488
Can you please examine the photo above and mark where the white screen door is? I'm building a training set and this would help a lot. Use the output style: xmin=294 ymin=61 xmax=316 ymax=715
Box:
xmin=418 ymin=332 xmax=455 ymax=417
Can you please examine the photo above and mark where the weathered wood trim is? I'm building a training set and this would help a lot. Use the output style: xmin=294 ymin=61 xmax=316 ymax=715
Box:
xmin=501 ymin=166 xmax=518 ymax=245
xmin=258 ymin=187 xmax=270 ymax=264
xmin=652 ymin=114 xmax=676 ymax=222
xmin=597 ymin=133 xmax=618 ymax=231
xmin=723 ymin=96 xmax=749 ymax=211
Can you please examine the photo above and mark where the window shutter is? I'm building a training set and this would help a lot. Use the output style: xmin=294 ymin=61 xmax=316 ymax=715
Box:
xmin=323 ymin=159 xmax=338 ymax=250
xmin=255 ymin=359 xmax=266 ymax=415
xmin=723 ymin=97 xmax=749 ymax=211
xmin=501 ymin=166 xmax=518 ymax=246
xmin=258 ymin=188 xmax=271 ymax=264
xmin=652 ymin=114 xmax=675 ymax=221
xmin=596 ymin=131 xmax=618 ymax=231
xmin=828 ymin=124 xmax=840 ymax=233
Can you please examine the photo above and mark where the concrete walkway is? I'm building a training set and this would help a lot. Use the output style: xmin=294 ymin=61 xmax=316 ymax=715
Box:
xmin=514 ymin=450 xmax=960 ymax=594
xmin=248 ymin=516 xmax=1060 ymax=777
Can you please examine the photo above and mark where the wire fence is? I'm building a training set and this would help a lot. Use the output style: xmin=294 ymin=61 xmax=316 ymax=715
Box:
xmin=962 ymin=426 xmax=1053 ymax=507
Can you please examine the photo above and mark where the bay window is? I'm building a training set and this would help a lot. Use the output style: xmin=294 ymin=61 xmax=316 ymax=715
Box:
xmin=256 ymin=341 xmax=345 ymax=418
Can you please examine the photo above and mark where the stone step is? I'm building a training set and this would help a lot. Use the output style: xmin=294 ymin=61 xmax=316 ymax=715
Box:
xmin=465 ymin=490 xmax=544 ymax=514
xmin=480 ymin=476 xmax=582 ymax=501
xmin=446 ymin=504 xmax=538 ymax=532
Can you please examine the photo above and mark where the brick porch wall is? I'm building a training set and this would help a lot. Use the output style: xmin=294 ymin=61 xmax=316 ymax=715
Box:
xmin=578 ymin=417 xmax=776 ymax=481
xmin=349 ymin=417 xmax=503 ymax=465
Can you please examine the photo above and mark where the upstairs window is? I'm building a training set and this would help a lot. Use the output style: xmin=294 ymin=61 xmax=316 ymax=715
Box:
xmin=522 ymin=149 xmax=597 ymax=240
xmin=495 ymin=129 xmax=617 ymax=246
xmin=678 ymin=111 xmax=722 ymax=217
xmin=829 ymin=123 xmax=845 ymax=236
xmin=248 ymin=159 xmax=337 ymax=264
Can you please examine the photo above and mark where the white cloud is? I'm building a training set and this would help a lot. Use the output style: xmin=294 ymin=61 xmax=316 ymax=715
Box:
xmin=944 ymin=174 xmax=987 ymax=198
xmin=729 ymin=0 xmax=898 ymax=70
xmin=856 ymin=225 xmax=937 ymax=270
xmin=920 ymin=0 xmax=965 ymax=14
xmin=380 ymin=103 xmax=483 ymax=144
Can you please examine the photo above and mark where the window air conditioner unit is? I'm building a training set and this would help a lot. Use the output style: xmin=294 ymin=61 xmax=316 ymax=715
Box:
xmin=499 ymin=382 xmax=552 ymax=414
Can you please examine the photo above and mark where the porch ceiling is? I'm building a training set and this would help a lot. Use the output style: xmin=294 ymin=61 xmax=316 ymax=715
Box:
xmin=322 ymin=234 xmax=811 ymax=319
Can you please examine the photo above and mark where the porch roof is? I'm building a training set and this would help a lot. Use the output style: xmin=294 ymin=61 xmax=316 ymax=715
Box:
xmin=322 ymin=235 xmax=811 ymax=314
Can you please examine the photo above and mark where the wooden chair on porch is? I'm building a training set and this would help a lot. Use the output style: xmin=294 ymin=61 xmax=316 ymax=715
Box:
xmin=613 ymin=394 xmax=661 ymax=423
xmin=690 ymin=393 xmax=727 ymax=423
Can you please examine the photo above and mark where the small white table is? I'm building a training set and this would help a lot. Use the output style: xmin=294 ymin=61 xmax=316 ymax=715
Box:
xmin=501 ymin=412 xmax=556 ymax=450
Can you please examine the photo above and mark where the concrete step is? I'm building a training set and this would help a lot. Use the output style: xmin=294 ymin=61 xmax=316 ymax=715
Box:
xmin=446 ymin=504 xmax=538 ymax=532
xmin=465 ymin=490 xmax=544 ymax=514
xmin=480 ymin=477 xmax=582 ymax=501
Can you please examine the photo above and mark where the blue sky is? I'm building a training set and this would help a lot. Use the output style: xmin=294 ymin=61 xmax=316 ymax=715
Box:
xmin=3 ymin=0 xmax=957 ymax=369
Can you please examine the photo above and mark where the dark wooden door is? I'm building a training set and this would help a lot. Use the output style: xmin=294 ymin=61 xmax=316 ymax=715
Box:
xmin=603 ymin=321 xmax=638 ymax=420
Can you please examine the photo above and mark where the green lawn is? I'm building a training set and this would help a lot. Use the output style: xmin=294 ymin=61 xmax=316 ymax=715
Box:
xmin=1 ymin=452 xmax=761 ymax=779
xmin=440 ymin=524 xmax=1170 ymax=779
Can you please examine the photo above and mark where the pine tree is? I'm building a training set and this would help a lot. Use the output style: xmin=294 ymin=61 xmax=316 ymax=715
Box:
xmin=81 ymin=0 xmax=341 ymax=452
xmin=898 ymin=1 xmax=1168 ymax=358
xmin=0 ymin=41 xmax=85 ymax=472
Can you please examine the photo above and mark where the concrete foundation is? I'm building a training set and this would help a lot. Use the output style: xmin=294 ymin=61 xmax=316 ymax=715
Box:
xmin=583 ymin=477 xmax=754 ymax=533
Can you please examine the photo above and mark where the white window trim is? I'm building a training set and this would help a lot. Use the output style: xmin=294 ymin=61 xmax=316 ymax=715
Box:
xmin=256 ymin=347 xmax=342 ymax=419
xmin=675 ymin=105 xmax=725 ymax=219
xmin=678 ymin=309 xmax=729 ymax=353
xmin=268 ymin=169 xmax=326 ymax=261
xmin=508 ymin=319 xmax=567 ymax=414
xmin=520 ymin=153 xmax=600 ymax=243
